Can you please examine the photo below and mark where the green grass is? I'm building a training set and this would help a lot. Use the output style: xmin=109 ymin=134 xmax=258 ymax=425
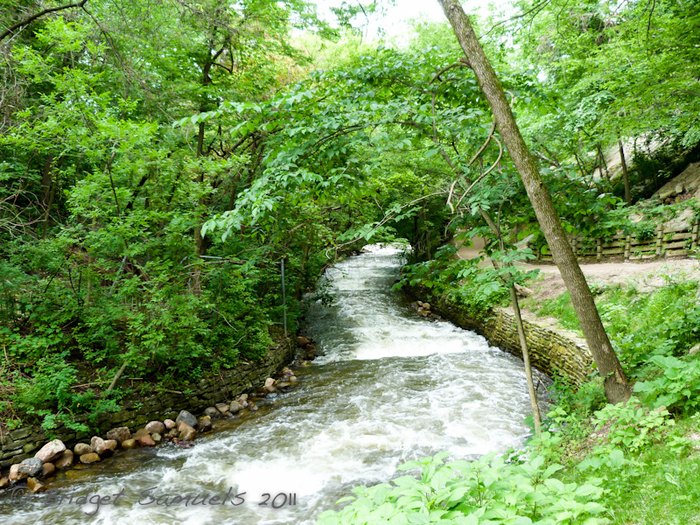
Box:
xmin=557 ymin=415 xmax=700 ymax=525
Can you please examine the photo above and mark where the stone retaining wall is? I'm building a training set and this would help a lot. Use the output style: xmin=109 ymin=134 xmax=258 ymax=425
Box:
xmin=408 ymin=286 xmax=593 ymax=385
xmin=0 ymin=339 xmax=295 ymax=468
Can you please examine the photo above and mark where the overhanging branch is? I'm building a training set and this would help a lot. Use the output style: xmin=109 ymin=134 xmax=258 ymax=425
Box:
xmin=0 ymin=0 xmax=89 ymax=43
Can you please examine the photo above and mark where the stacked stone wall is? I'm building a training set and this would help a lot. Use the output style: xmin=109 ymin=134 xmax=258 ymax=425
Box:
xmin=408 ymin=286 xmax=593 ymax=385
xmin=1 ymin=340 xmax=295 ymax=468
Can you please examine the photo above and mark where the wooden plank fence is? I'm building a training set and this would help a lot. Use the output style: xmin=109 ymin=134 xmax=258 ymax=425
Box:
xmin=537 ymin=221 xmax=700 ymax=262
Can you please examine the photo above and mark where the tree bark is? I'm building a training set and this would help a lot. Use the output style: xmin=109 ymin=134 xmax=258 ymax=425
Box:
xmin=40 ymin=155 xmax=54 ymax=238
xmin=191 ymin=50 xmax=216 ymax=296
xmin=438 ymin=0 xmax=631 ymax=403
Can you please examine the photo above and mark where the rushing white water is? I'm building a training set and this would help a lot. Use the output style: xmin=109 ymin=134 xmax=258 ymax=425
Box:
xmin=0 ymin=244 xmax=542 ymax=525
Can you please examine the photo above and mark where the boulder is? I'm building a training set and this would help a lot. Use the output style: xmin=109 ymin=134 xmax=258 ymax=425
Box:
xmin=197 ymin=416 xmax=212 ymax=433
xmin=102 ymin=440 xmax=118 ymax=456
xmin=297 ymin=335 xmax=311 ymax=347
xmin=121 ymin=439 xmax=138 ymax=450
xmin=178 ymin=422 xmax=197 ymax=441
xmin=79 ymin=453 xmax=101 ymax=464
xmin=105 ymin=427 xmax=131 ymax=444
xmin=164 ymin=419 xmax=177 ymax=430
xmin=145 ymin=421 xmax=165 ymax=435
xmin=263 ymin=377 xmax=276 ymax=393
xmin=289 ymin=375 xmax=298 ymax=383
xmin=134 ymin=429 xmax=155 ymax=447
xmin=215 ymin=403 xmax=230 ymax=415
xmin=54 ymin=450 xmax=74 ymax=470
xmin=229 ymin=401 xmax=243 ymax=414
xmin=9 ymin=464 xmax=26 ymax=482
xmin=34 ymin=439 xmax=66 ymax=463
xmin=151 ymin=433 xmax=162 ymax=444
xmin=18 ymin=458 xmax=43 ymax=478
xmin=204 ymin=407 xmax=220 ymax=418
xmin=236 ymin=394 xmax=249 ymax=408
xmin=281 ymin=367 xmax=294 ymax=377
xmin=0 ymin=476 xmax=9 ymax=489
xmin=27 ymin=478 xmax=45 ymax=493
xmin=74 ymin=443 xmax=92 ymax=456
xmin=41 ymin=463 xmax=56 ymax=479
xmin=176 ymin=410 xmax=198 ymax=428
xmin=166 ymin=429 xmax=178 ymax=439
xmin=90 ymin=436 xmax=109 ymax=456
xmin=303 ymin=345 xmax=316 ymax=359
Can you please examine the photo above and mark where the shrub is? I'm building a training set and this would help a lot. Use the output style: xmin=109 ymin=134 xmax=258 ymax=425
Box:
xmin=317 ymin=452 xmax=609 ymax=525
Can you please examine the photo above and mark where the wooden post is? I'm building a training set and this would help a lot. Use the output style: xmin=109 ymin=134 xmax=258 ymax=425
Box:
xmin=281 ymin=258 xmax=288 ymax=338
xmin=624 ymin=235 xmax=631 ymax=261
xmin=692 ymin=221 xmax=699 ymax=252
xmin=655 ymin=227 xmax=663 ymax=258
xmin=596 ymin=238 xmax=602 ymax=261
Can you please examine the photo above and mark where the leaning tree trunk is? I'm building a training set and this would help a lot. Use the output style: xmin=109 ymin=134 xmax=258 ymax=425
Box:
xmin=438 ymin=0 xmax=631 ymax=403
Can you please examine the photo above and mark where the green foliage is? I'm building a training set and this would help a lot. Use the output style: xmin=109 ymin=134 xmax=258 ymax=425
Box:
xmin=398 ymin=242 xmax=540 ymax=319
xmin=589 ymin=399 xmax=674 ymax=456
xmin=0 ymin=0 xmax=347 ymax=430
xmin=13 ymin=353 xmax=118 ymax=434
xmin=527 ymin=279 xmax=699 ymax=376
xmin=318 ymin=452 xmax=609 ymax=525
xmin=397 ymin=253 xmax=512 ymax=318
xmin=634 ymin=355 xmax=700 ymax=414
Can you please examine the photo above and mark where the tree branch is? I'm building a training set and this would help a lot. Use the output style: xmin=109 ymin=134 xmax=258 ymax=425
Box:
xmin=0 ymin=0 xmax=89 ymax=42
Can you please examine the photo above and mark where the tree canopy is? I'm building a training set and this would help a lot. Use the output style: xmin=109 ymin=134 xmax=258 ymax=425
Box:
xmin=1 ymin=0 xmax=698 ymax=428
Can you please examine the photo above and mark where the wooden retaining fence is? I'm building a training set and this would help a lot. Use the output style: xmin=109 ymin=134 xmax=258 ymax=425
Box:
xmin=537 ymin=221 xmax=700 ymax=262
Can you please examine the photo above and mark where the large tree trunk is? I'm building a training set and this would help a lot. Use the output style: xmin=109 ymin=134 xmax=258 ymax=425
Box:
xmin=438 ymin=0 xmax=631 ymax=403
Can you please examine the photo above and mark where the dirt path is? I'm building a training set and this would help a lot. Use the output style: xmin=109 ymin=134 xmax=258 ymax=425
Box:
xmin=523 ymin=258 xmax=700 ymax=300
xmin=457 ymin=240 xmax=700 ymax=300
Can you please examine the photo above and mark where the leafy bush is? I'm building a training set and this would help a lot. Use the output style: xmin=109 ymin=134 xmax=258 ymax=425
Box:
xmin=634 ymin=355 xmax=700 ymax=413
xmin=397 ymin=245 xmax=537 ymax=318
xmin=590 ymin=398 xmax=674 ymax=454
xmin=317 ymin=452 xmax=609 ymax=525
xmin=13 ymin=353 xmax=119 ymax=433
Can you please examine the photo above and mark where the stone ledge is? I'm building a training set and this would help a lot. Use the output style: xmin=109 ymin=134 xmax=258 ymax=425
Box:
xmin=0 ymin=339 xmax=296 ymax=468
xmin=406 ymin=285 xmax=594 ymax=385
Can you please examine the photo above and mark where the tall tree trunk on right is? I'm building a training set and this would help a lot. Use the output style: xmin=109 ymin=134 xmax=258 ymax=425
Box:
xmin=438 ymin=0 xmax=631 ymax=403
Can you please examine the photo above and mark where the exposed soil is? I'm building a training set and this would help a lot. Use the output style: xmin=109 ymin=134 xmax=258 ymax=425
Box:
xmin=523 ymin=258 xmax=700 ymax=301
xmin=457 ymin=242 xmax=699 ymax=338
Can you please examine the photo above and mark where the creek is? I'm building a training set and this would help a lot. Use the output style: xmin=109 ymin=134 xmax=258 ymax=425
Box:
xmin=0 ymin=244 xmax=541 ymax=524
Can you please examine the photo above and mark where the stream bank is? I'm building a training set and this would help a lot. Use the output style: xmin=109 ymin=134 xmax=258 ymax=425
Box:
xmin=1 ymin=336 xmax=296 ymax=470
xmin=404 ymin=284 xmax=593 ymax=385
